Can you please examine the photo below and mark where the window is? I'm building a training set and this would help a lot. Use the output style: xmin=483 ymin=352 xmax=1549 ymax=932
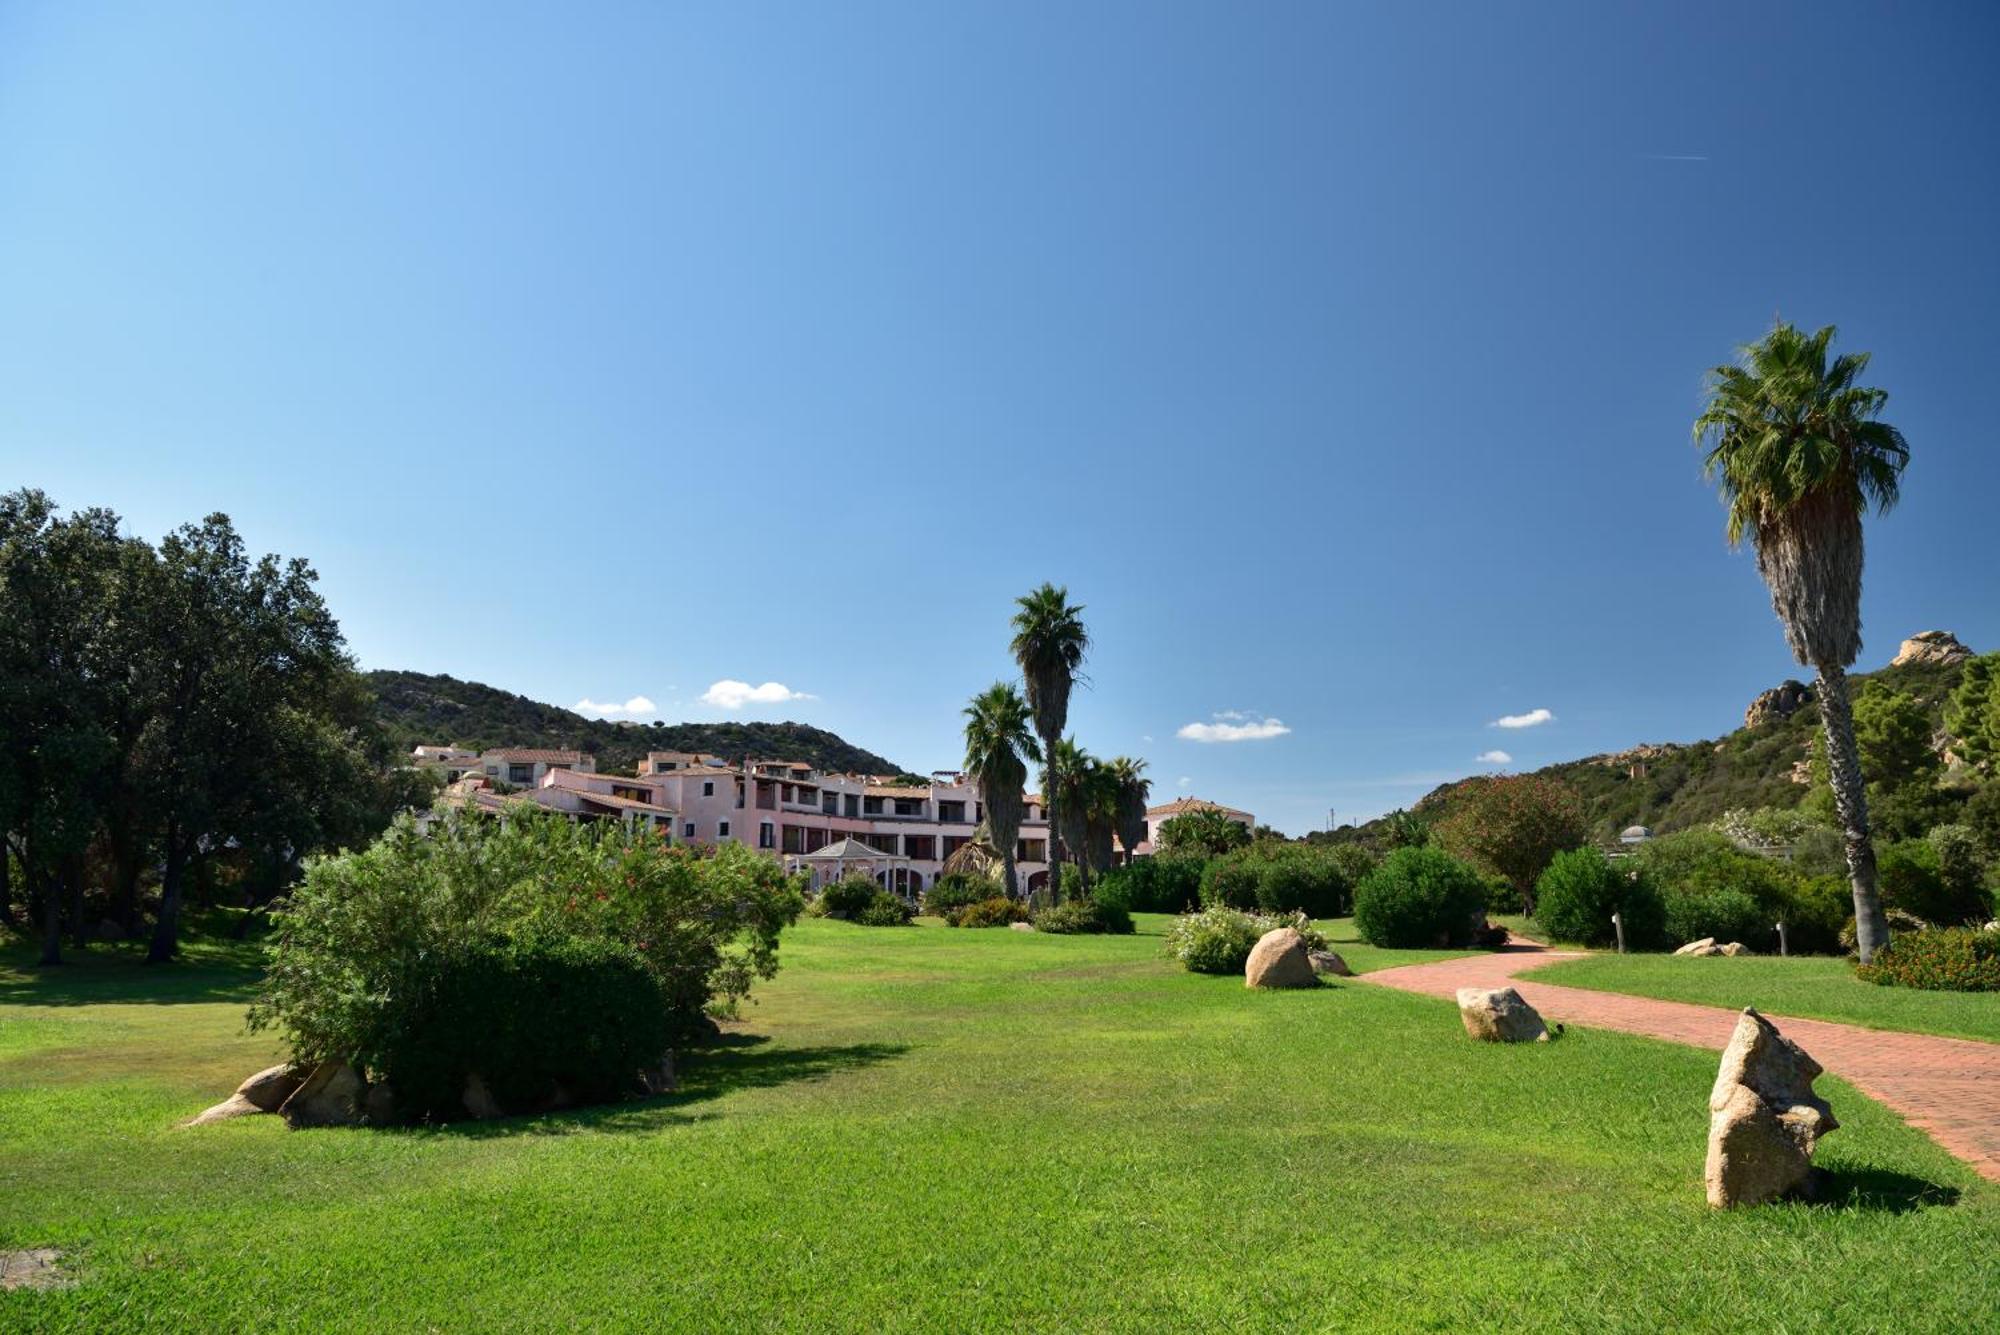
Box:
xmin=844 ymin=794 xmax=859 ymax=818
xmin=718 ymin=821 xmax=731 ymax=839
xmin=863 ymin=797 xmax=884 ymax=815
xmin=508 ymin=764 xmax=533 ymax=785
xmin=702 ymin=781 xmax=715 ymax=797
xmin=938 ymin=800 xmax=966 ymax=823
xmin=822 ymin=793 xmax=837 ymax=814
xmin=759 ymin=822 xmax=775 ymax=849
xmin=894 ymin=799 xmax=923 ymax=817
xmin=683 ymin=822 xmax=695 ymax=839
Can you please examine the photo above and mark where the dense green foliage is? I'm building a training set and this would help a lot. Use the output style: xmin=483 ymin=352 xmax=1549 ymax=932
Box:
xmin=1533 ymin=848 xmax=1666 ymax=948
xmin=1198 ymin=841 xmax=1376 ymax=918
xmin=1032 ymin=897 xmax=1134 ymax=935
xmin=922 ymin=873 xmax=1003 ymax=920
xmin=1093 ymin=855 xmax=1205 ymax=912
xmin=1155 ymin=807 xmax=1252 ymax=858
xmin=1856 ymin=927 xmax=2000 ymax=993
xmin=1352 ymin=846 xmax=1489 ymax=948
xmin=250 ymin=812 xmax=803 ymax=1075
xmin=369 ymin=669 xmax=903 ymax=777
xmin=1432 ymin=775 xmax=1587 ymax=914
xmin=948 ymin=897 xmax=1031 ymax=928
xmin=375 ymin=933 xmax=672 ymax=1120
xmin=811 ymin=875 xmax=882 ymax=918
xmin=0 ymin=490 xmax=424 ymax=965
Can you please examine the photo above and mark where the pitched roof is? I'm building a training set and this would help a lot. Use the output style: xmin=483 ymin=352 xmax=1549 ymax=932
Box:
xmin=483 ymin=748 xmax=588 ymax=764
xmin=1146 ymin=796 xmax=1248 ymax=818
xmin=795 ymin=836 xmax=905 ymax=861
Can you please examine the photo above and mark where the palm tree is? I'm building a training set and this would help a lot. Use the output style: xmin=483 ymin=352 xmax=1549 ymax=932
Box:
xmin=1010 ymin=583 xmax=1089 ymax=897
xmin=1695 ymin=322 xmax=1910 ymax=962
xmin=1042 ymin=737 xmax=1102 ymax=897
xmin=962 ymin=682 xmax=1040 ymax=899
xmin=1108 ymin=756 xmax=1151 ymax=866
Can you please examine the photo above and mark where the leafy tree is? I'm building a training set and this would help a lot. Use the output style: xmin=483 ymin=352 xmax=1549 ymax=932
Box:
xmin=1432 ymin=774 xmax=1586 ymax=916
xmin=1807 ymin=685 xmax=1947 ymax=839
xmin=1944 ymin=652 xmax=2000 ymax=773
xmin=1695 ymin=322 xmax=1910 ymax=961
xmin=1010 ymin=584 xmax=1088 ymax=900
xmin=961 ymin=682 xmax=1039 ymax=897
xmin=1156 ymin=806 xmax=1251 ymax=858
xmin=1382 ymin=808 xmax=1432 ymax=850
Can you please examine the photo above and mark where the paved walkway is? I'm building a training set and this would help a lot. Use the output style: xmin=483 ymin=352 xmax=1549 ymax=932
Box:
xmin=1362 ymin=944 xmax=2000 ymax=1183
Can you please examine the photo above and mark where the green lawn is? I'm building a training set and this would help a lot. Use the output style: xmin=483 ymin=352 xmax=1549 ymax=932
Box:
xmin=3 ymin=916 xmax=1995 ymax=1331
xmin=1531 ymin=951 xmax=2000 ymax=1046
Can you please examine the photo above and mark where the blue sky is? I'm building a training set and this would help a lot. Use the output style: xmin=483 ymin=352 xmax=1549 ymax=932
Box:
xmin=3 ymin=3 xmax=1996 ymax=833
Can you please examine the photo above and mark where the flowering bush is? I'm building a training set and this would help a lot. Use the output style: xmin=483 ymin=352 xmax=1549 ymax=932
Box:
xmin=250 ymin=811 xmax=803 ymax=1083
xmin=1163 ymin=906 xmax=1326 ymax=974
xmin=1856 ymin=926 xmax=2000 ymax=992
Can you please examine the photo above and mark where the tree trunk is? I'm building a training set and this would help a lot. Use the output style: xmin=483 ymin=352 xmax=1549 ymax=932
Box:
xmin=147 ymin=830 xmax=186 ymax=964
xmin=0 ymin=839 xmax=17 ymax=934
xmin=1817 ymin=664 xmax=1890 ymax=962
xmin=64 ymin=851 xmax=90 ymax=950
xmin=1041 ymin=735 xmax=1062 ymax=907
xmin=37 ymin=863 xmax=63 ymax=967
xmin=1000 ymin=846 xmax=1019 ymax=900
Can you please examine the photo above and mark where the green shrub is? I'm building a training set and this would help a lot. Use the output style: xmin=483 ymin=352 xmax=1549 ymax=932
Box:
xmin=1662 ymin=886 xmax=1767 ymax=948
xmin=1199 ymin=853 xmax=1262 ymax=910
xmin=815 ymin=875 xmax=882 ymax=918
xmin=380 ymin=933 xmax=671 ymax=1121
xmin=1163 ymin=906 xmax=1326 ymax=973
xmin=250 ymin=812 xmax=803 ymax=1092
xmin=923 ymin=873 xmax=1002 ymax=919
xmin=1782 ymin=874 xmax=1854 ymax=955
xmin=1533 ymin=848 xmax=1666 ymax=948
xmin=854 ymin=889 xmax=916 ymax=926
xmin=1878 ymin=829 xmax=1993 ymax=926
xmin=950 ymin=897 xmax=1030 ymax=928
xmin=1097 ymin=855 xmax=1206 ymax=912
xmin=1033 ymin=896 xmax=1135 ymax=935
xmin=1199 ymin=842 xmax=1373 ymax=918
xmin=1352 ymin=846 xmax=1489 ymax=948
xmin=1856 ymin=926 xmax=2000 ymax=992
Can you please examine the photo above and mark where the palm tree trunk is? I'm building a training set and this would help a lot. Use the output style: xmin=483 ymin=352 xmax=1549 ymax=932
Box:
xmin=1000 ymin=847 xmax=1019 ymax=899
xmin=1042 ymin=735 xmax=1062 ymax=907
xmin=1816 ymin=664 xmax=1890 ymax=962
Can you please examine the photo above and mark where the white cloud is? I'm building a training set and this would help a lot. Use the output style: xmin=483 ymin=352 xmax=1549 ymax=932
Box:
xmin=1177 ymin=775 xmax=1192 ymax=789
xmin=1477 ymin=750 xmax=1512 ymax=765
xmin=574 ymin=695 xmax=660 ymax=718
xmin=1140 ymin=734 xmax=1154 ymax=744
xmin=700 ymin=679 xmax=816 ymax=711
xmin=1490 ymin=708 xmax=1554 ymax=729
xmin=1178 ymin=713 xmax=1291 ymax=744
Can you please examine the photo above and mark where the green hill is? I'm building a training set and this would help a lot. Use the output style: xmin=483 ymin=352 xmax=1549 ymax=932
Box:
xmin=367 ymin=670 xmax=906 ymax=777
xmin=1388 ymin=635 xmax=1985 ymax=842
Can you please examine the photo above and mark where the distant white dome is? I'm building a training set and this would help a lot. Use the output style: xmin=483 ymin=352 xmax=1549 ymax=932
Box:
xmin=1619 ymin=825 xmax=1652 ymax=843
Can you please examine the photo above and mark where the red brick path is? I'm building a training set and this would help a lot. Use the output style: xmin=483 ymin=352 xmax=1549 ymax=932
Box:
xmin=1362 ymin=944 xmax=2000 ymax=1183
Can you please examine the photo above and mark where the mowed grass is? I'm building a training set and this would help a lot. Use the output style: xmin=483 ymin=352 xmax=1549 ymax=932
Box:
xmin=1531 ymin=951 xmax=2000 ymax=1045
xmin=3 ymin=916 xmax=1996 ymax=1332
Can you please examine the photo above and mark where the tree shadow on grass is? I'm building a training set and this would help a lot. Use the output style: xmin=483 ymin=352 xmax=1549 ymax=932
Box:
xmin=415 ymin=1039 xmax=911 ymax=1141
xmin=1809 ymin=1165 xmax=1961 ymax=1214
xmin=0 ymin=943 xmax=263 ymax=1008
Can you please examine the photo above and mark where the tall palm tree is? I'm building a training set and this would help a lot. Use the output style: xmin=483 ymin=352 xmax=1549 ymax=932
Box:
xmin=1011 ymin=583 xmax=1088 ymax=897
xmin=1082 ymin=760 xmax=1122 ymax=875
xmin=1042 ymin=737 xmax=1100 ymax=897
xmin=1108 ymin=756 xmax=1151 ymax=865
xmin=1695 ymin=322 xmax=1909 ymax=962
xmin=962 ymin=682 xmax=1040 ymax=899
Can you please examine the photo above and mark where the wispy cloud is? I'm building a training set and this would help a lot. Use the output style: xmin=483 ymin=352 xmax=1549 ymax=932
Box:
xmin=1178 ymin=712 xmax=1292 ymax=743
xmin=700 ymin=679 xmax=816 ymax=710
xmin=574 ymin=695 xmax=659 ymax=719
xmin=1490 ymin=708 xmax=1554 ymax=729
xmin=1476 ymin=750 xmax=1512 ymax=765
xmin=1177 ymin=775 xmax=1192 ymax=789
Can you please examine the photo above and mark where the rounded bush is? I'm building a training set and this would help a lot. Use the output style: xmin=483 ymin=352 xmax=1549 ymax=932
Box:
xmin=854 ymin=890 xmax=915 ymax=926
xmin=1662 ymin=886 xmax=1767 ymax=948
xmin=381 ymin=934 xmax=672 ymax=1122
xmin=1856 ymin=927 xmax=2000 ymax=992
xmin=1352 ymin=846 xmax=1489 ymax=948
xmin=815 ymin=875 xmax=881 ymax=918
xmin=1162 ymin=905 xmax=1265 ymax=973
xmin=924 ymin=873 xmax=1002 ymax=920
xmin=951 ymin=897 xmax=1030 ymax=928
xmin=1033 ymin=897 xmax=1135 ymax=935
xmin=1534 ymin=848 xmax=1666 ymax=949
xmin=1880 ymin=838 xmax=1992 ymax=927
xmin=1199 ymin=855 xmax=1262 ymax=910
xmin=1098 ymin=856 xmax=1205 ymax=913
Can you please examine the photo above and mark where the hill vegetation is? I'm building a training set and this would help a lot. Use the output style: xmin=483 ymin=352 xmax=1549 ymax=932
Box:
xmin=367 ymin=669 xmax=906 ymax=777
xmin=1335 ymin=638 xmax=1989 ymax=847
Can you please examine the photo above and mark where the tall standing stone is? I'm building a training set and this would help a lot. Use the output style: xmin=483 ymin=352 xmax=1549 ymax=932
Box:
xmin=1705 ymin=1009 xmax=1837 ymax=1207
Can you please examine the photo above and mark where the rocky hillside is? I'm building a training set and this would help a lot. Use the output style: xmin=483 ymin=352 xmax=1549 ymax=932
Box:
xmin=1404 ymin=631 xmax=1983 ymax=840
xmin=368 ymin=670 xmax=906 ymax=777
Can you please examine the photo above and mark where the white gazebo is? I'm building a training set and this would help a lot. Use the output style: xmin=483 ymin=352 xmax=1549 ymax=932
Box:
xmin=788 ymin=837 xmax=912 ymax=895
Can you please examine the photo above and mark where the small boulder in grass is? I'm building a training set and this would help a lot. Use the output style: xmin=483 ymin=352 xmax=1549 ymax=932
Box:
xmin=1675 ymin=937 xmax=1719 ymax=957
xmin=1718 ymin=942 xmax=1753 ymax=957
xmin=1244 ymin=928 xmax=1317 ymax=989
xmin=185 ymin=1093 xmax=265 ymax=1126
xmin=1456 ymin=986 xmax=1551 ymax=1043
xmin=1308 ymin=949 xmax=1352 ymax=978
xmin=278 ymin=1061 xmax=364 ymax=1128
xmin=236 ymin=1062 xmax=308 ymax=1112
xmin=1705 ymin=1008 xmax=1837 ymax=1207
